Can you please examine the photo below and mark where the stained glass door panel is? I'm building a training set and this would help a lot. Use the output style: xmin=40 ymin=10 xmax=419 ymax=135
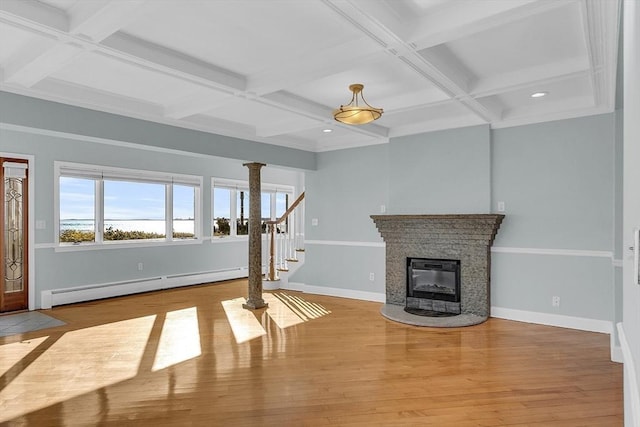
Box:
xmin=1 ymin=158 xmax=28 ymax=313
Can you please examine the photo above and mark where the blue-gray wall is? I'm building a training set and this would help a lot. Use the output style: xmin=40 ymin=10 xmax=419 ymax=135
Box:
xmin=490 ymin=115 xmax=615 ymax=321
xmin=296 ymin=115 xmax=619 ymax=328
xmin=293 ymin=144 xmax=388 ymax=298
xmin=1 ymin=93 xmax=308 ymax=307
xmin=0 ymin=91 xmax=316 ymax=171
xmin=390 ymin=125 xmax=491 ymax=214
xmin=0 ymin=91 xmax=623 ymax=334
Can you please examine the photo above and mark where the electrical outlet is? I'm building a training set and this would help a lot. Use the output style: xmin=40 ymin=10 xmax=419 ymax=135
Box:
xmin=552 ymin=296 xmax=560 ymax=307
xmin=369 ymin=272 xmax=375 ymax=281
xmin=497 ymin=201 xmax=505 ymax=212
xmin=311 ymin=218 xmax=318 ymax=226
xmin=380 ymin=205 xmax=386 ymax=213
xmin=138 ymin=262 xmax=144 ymax=271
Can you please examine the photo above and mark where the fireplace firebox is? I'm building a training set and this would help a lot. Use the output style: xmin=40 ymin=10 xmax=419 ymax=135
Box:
xmin=405 ymin=257 xmax=461 ymax=317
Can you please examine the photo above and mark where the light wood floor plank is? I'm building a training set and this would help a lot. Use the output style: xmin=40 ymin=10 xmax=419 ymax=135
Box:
xmin=0 ymin=279 xmax=622 ymax=426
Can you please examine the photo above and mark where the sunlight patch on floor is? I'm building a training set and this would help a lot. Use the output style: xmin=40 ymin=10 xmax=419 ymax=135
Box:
xmin=0 ymin=336 xmax=50 ymax=377
xmin=221 ymin=298 xmax=267 ymax=344
xmin=0 ymin=315 xmax=156 ymax=423
xmin=152 ymin=307 xmax=201 ymax=371
xmin=222 ymin=293 xmax=331 ymax=344
xmin=263 ymin=293 xmax=306 ymax=329
xmin=272 ymin=292 xmax=331 ymax=321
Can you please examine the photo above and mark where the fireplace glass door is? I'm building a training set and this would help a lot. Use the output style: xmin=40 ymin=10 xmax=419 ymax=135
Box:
xmin=407 ymin=258 xmax=460 ymax=302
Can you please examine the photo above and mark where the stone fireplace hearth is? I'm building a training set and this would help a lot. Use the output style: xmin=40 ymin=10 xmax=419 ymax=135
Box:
xmin=371 ymin=214 xmax=504 ymax=327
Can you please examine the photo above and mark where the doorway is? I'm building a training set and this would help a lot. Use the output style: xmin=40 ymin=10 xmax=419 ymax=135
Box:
xmin=1 ymin=157 xmax=29 ymax=313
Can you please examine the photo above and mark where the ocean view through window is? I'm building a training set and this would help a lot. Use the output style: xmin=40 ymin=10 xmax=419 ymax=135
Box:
xmin=57 ymin=162 xmax=201 ymax=245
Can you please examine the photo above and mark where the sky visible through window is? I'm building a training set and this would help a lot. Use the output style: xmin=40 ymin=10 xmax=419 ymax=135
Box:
xmin=61 ymin=178 xmax=288 ymax=221
xmin=213 ymin=189 xmax=288 ymax=219
xmin=105 ymin=181 xmax=165 ymax=220
xmin=59 ymin=177 xmax=94 ymax=220
xmin=60 ymin=178 xmax=197 ymax=220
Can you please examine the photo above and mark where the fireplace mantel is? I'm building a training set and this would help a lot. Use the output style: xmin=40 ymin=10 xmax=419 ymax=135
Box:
xmin=371 ymin=214 xmax=504 ymax=326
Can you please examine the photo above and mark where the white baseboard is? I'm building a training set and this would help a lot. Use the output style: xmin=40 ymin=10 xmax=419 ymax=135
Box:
xmin=491 ymin=306 xmax=613 ymax=334
xmin=611 ymin=345 xmax=623 ymax=363
xmin=278 ymin=288 xmax=614 ymax=334
xmin=40 ymin=267 xmax=248 ymax=308
xmin=617 ymin=322 xmax=640 ymax=427
xmin=283 ymin=282 xmax=385 ymax=303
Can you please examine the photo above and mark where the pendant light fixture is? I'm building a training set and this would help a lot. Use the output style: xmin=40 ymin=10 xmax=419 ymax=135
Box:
xmin=333 ymin=83 xmax=383 ymax=125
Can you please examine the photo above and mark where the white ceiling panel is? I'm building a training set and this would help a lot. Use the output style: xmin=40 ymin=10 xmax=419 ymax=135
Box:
xmin=0 ymin=24 xmax=41 ymax=63
xmin=119 ymin=1 xmax=364 ymax=77
xmin=0 ymin=0 xmax=621 ymax=152
xmin=480 ymin=74 xmax=596 ymax=122
xmin=202 ymin=97 xmax=312 ymax=128
xmin=437 ymin=2 xmax=586 ymax=79
xmin=50 ymin=52 xmax=225 ymax=106
xmin=290 ymin=54 xmax=450 ymax=115
xmin=37 ymin=0 xmax=79 ymax=12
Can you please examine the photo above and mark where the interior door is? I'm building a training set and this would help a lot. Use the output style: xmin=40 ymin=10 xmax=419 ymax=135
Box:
xmin=0 ymin=158 xmax=29 ymax=313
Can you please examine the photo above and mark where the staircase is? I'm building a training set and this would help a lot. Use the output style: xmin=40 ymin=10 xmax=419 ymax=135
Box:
xmin=262 ymin=192 xmax=305 ymax=290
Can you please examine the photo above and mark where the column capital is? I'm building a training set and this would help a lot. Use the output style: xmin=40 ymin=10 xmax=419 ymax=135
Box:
xmin=243 ymin=162 xmax=266 ymax=169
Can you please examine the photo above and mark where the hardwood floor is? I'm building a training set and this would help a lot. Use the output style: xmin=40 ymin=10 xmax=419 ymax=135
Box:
xmin=0 ymin=280 xmax=623 ymax=426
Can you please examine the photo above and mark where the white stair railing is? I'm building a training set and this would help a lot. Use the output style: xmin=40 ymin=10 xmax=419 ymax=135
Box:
xmin=264 ymin=192 xmax=305 ymax=282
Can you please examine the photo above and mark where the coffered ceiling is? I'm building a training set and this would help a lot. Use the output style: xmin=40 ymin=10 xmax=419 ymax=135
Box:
xmin=0 ymin=0 xmax=621 ymax=152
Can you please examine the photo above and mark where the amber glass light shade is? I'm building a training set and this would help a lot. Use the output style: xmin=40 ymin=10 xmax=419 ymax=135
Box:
xmin=333 ymin=84 xmax=383 ymax=125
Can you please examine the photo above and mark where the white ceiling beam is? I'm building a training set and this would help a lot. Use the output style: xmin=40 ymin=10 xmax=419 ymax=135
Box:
xmin=322 ymin=0 xmax=498 ymax=123
xmin=102 ymin=33 xmax=246 ymax=93
xmin=262 ymin=90 xmax=389 ymax=139
xmin=181 ymin=114 xmax=256 ymax=139
xmin=579 ymin=0 xmax=621 ymax=110
xmin=472 ymin=57 xmax=590 ymax=97
xmin=0 ymin=0 xmax=67 ymax=32
xmin=0 ymin=1 xmax=246 ymax=115
xmin=164 ymin=92 xmax=234 ymax=120
xmin=0 ymin=0 xmax=149 ymax=87
xmin=411 ymin=0 xmax=576 ymax=50
xmin=68 ymin=0 xmax=148 ymax=41
xmin=342 ymin=0 xmax=417 ymax=42
xmin=491 ymin=104 xmax=610 ymax=130
xmin=417 ymin=44 xmax=475 ymax=93
xmin=1 ymin=77 xmax=165 ymax=118
xmin=502 ymin=95 xmax=595 ymax=121
xmin=248 ymin=38 xmax=383 ymax=96
xmin=388 ymin=115 xmax=487 ymax=138
xmin=256 ymin=119 xmax=322 ymax=138
xmin=314 ymin=133 xmax=388 ymax=152
xmin=248 ymin=0 xmax=418 ymax=96
xmin=3 ymin=38 xmax=85 ymax=87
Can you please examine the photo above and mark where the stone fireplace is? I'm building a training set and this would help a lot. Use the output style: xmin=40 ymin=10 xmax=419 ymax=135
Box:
xmin=371 ymin=214 xmax=504 ymax=327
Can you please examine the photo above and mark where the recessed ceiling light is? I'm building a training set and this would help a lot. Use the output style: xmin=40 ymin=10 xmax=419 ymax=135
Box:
xmin=531 ymin=91 xmax=548 ymax=98
xmin=322 ymin=129 xmax=333 ymax=133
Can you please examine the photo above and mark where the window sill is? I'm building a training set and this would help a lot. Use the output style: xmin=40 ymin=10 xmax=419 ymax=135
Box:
xmin=210 ymin=236 xmax=249 ymax=243
xmin=54 ymin=238 xmax=205 ymax=252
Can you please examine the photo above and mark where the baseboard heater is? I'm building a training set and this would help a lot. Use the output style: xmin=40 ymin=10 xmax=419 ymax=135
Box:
xmin=41 ymin=267 xmax=248 ymax=309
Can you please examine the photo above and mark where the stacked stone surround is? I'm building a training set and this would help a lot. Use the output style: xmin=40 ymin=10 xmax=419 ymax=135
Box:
xmin=371 ymin=214 xmax=504 ymax=322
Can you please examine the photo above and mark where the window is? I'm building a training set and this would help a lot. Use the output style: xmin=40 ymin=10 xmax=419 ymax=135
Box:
xmin=57 ymin=162 xmax=201 ymax=246
xmin=236 ymin=190 xmax=249 ymax=235
xmin=173 ymin=185 xmax=196 ymax=239
xmin=213 ymin=187 xmax=231 ymax=237
xmin=59 ymin=177 xmax=96 ymax=243
xmin=103 ymin=180 xmax=166 ymax=241
xmin=212 ymin=179 xmax=294 ymax=238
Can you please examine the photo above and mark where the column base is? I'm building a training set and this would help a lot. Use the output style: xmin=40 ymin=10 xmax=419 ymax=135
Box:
xmin=243 ymin=298 xmax=268 ymax=310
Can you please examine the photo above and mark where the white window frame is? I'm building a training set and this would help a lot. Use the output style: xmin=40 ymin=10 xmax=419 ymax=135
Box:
xmin=211 ymin=177 xmax=294 ymax=240
xmin=55 ymin=161 xmax=203 ymax=251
